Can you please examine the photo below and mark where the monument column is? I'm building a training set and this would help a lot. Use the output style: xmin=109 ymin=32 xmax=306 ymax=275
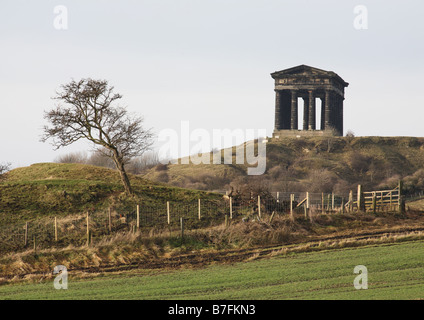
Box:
xmin=320 ymin=97 xmax=325 ymax=130
xmin=339 ymin=96 xmax=344 ymax=135
xmin=290 ymin=90 xmax=298 ymax=130
xmin=274 ymin=90 xmax=281 ymax=130
xmin=303 ymin=95 xmax=309 ymax=131
xmin=324 ymin=90 xmax=331 ymax=130
xmin=308 ymin=90 xmax=315 ymax=130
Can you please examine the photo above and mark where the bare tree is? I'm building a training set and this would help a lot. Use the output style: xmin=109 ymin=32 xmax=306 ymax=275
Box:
xmin=55 ymin=151 xmax=88 ymax=164
xmin=127 ymin=151 xmax=160 ymax=174
xmin=0 ymin=162 xmax=11 ymax=181
xmin=41 ymin=78 xmax=154 ymax=195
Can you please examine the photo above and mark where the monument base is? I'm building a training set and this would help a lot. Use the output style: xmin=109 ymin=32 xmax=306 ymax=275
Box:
xmin=272 ymin=129 xmax=340 ymax=139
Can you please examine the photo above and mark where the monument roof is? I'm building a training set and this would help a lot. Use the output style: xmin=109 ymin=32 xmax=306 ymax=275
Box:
xmin=271 ymin=64 xmax=349 ymax=87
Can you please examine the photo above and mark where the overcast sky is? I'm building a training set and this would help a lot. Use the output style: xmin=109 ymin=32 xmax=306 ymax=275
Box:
xmin=1 ymin=0 xmax=423 ymax=168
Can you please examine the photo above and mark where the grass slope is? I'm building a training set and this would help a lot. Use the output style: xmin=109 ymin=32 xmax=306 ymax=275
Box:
xmin=144 ymin=136 xmax=424 ymax=192
xmin=1 ymin=240 xmax=423 ymax=300
xmin=0 ymin=163 xmax=222 ymax=225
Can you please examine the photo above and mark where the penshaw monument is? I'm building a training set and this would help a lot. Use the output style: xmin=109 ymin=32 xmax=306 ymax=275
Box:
xmin=271 ymin=65 xmax=349 ymax=137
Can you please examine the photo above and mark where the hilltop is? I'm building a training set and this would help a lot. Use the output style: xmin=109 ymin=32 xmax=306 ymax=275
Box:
xmin=144 ymin=136 xmax=424 ymax=195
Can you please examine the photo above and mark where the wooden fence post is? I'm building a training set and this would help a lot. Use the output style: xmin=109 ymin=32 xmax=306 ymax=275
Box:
xmin=372 ymin=192 xmax=377 ymax=214
xmin=305 ymin=192 xmax=310 ymax=218
xmin=86 ymin=212 xmax=90 ymax=246
xmin=108 ymin=207 xmax=112 ymax=232
xmin=349 ymin=190 xmax=353 ymax=212
xmin=229 ymin=197 xmax=233 ymax=220
xmin=54 ymin=217 xmax=58 ymax=242
xmin=321 ymin=193 xmax=325 ymax=214
xmin=136 ymin=204 xmax=140 ymax=230
xmin=167 ymin=201 xmax=170 ymax=225
xmin=398 ymin=180 xmax=405 ymax=214
xmin=290 ymin=194 xmax=294 ymax=220
xmin=258 ymin=195 xmax=261 ymax=218
xmin=24 ymin=222 xmax=28 ymax=247
xmin=277 ymin=192 xmax=280 ymax=203
xmin=198 ymin=198 xmax=201 ymax=220
xmin=306 ymin=192 xmax=310 ymax=210
xmin=331 ymin=193 xmax=335 ymax=211
xmin=389 ymin=191 xmax=393 ymax=211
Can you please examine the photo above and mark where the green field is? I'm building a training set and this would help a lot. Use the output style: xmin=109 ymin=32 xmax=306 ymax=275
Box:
xmin=1 ymin=240 xmax=423 ymax=300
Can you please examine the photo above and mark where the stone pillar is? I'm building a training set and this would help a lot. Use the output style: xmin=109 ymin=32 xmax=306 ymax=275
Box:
xmin=320 ymin=97 xmax=325 ymax=130
xmin=339 ymin=96 xmax=344 ymax=136
xmin=303 ymin=96 xmax=309 ymax=131
xmin=334 ymin=98 xmax=339 ymax=134
xmin=290 ymin=90 xmax=298 ymax=130
xmin=337 ymin=95 xmax=342 ymax=135
xmin=324 ymin=90 xmax=331 ymax=130
xmin=274 ymin=90 xmax=281 ymax=130
xmin=308 ymin=90 xmax=315 ymax=130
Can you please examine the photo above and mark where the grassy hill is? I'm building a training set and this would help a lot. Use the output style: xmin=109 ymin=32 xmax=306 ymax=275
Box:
xmin=144 ymin=136 xmax=424 ymax=195
xmin=0 ymin=163 xmax=222 ymax=225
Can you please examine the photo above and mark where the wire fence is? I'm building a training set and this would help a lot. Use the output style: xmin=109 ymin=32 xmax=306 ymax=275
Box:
xmin=0 ymin=186 xmax=421 ymax=254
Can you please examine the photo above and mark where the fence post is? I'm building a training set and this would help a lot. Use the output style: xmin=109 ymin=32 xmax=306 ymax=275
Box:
xmin=372 ymin=192 xmax=377 ymax=214
xmin=229 ymin=197 xmax=233 ymax=219
xmin=290 ymin=194 xmax=294 ymax=220
xmin=108 ymin=207 xmax=112 ymax=232
xmin=398 ymin=180 xmax=405 ymax=214
xmin=180 ymin=217 xmax=184 ymax=241
xmin=54 ymin=217 xmax=58 ymax=242
xmin=198 ymin=198 xmax=201 ymax=220
xmin=306 ymin=192 xmax=310 ymax=210
xmin=258 ymin=195 xmax=261 ymax=218
xmin=321 ymin=193 xmax=325 ymax=214
xmin=389 ymin=191 xmax=393 ymax=211
xmin=136 ymin=204 xmax=140 ymax=230
xmin=349 ymin=190 xmax=353 ymax=212
xmin=341 ymin=198 xmax=344 ymax=214
xmin=277 ymin=192 xmax=280 ymax=203
xmin=331 ymin=193 xmax=335 ymax=211
xmin=24 ymin=222 xmax=28 ymax=247
xmin=305 ymin=192 xmax=310 ymax=219
xmin=167 ymin=201 xmax=170 ymax=225
xmin=86 ymin=212 xmax=90 ymax=246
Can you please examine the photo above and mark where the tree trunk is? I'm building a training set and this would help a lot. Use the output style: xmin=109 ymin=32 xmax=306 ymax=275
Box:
xmin=112 ymin=150 xmax=133 ymax=195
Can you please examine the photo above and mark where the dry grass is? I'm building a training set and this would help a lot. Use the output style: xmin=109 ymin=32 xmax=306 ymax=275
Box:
xmin=2 ymin=210 xmax=424 ymax=284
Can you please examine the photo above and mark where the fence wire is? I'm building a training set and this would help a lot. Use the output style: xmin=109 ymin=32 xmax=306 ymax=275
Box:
xmin=0 ymin=189 xmax=411 ymax=254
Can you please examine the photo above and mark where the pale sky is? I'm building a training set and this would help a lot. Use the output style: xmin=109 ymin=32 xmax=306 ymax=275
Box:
xmin=1 ymin=0 xmax=423 ymax=168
